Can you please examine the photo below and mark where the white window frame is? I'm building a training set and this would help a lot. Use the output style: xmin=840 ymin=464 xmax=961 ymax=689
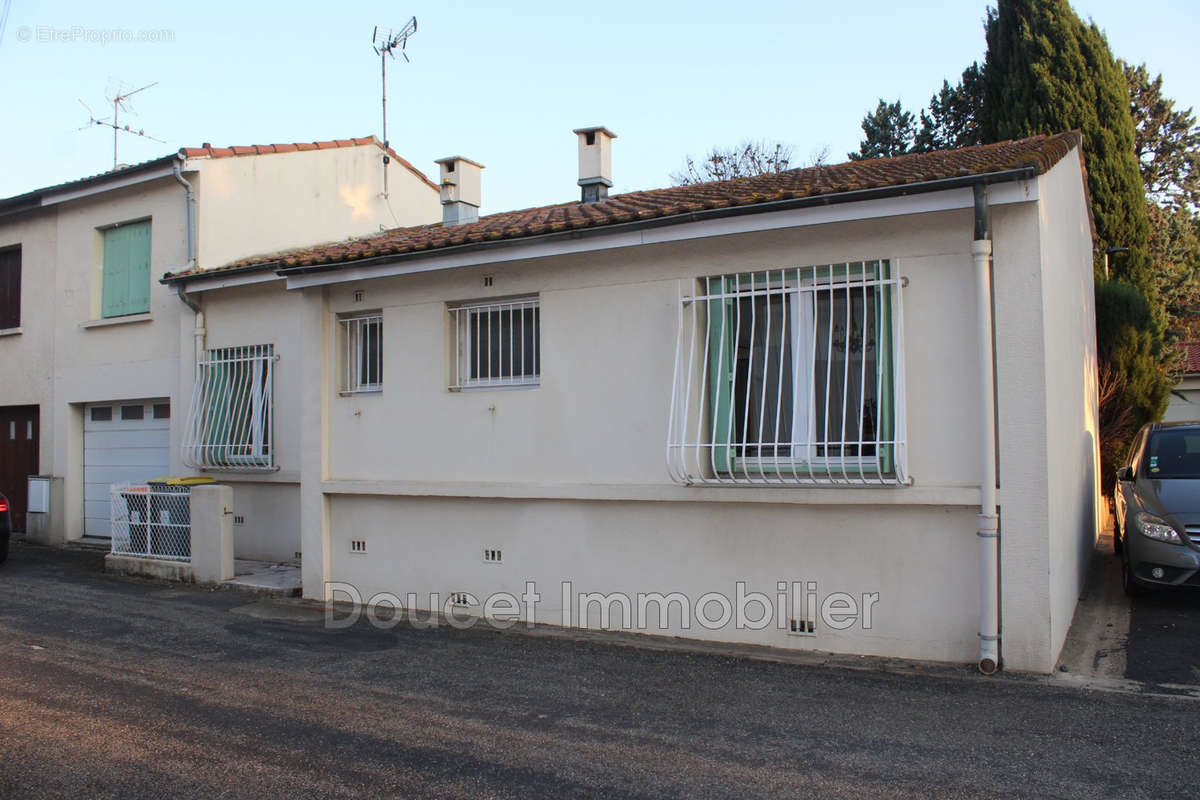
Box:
xmin=449 ymin=296 xmax=540 ymax=390
xmin=339 ymin=313 xmax=383 ymax=394
xmin=182 ymin=344 xmax=275 ymax=471
xmin=666 ymin=261 xmax=907 ymax=486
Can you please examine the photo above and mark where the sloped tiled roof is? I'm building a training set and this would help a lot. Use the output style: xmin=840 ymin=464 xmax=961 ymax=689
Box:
xmin=1179 ymin=341 xmax=1200 ymax=375
xmin=0 ymin=135 xmax=435 ymax=214
xmin=180 ymin=136 xmax=437 ymax=191
xmin=165 ymin=131 xmax=1083 ymax=281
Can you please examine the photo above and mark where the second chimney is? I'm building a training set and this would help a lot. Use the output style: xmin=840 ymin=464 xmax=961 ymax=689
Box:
xmin=574 ymin=126 xmax=616 ymax=203
xmin=435 ymin=156 xmax=485 ymax=226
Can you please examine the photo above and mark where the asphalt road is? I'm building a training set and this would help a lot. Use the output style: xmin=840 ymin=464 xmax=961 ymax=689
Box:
xmin=1127 ymin=580 xmax=1200 ymax=685
xmin=0 ymin=541 xmax=1197 ymax=800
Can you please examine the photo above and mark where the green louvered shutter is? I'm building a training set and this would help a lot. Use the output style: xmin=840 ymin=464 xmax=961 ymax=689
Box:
xmin=101 ymin=221 xmax=151 ymax=318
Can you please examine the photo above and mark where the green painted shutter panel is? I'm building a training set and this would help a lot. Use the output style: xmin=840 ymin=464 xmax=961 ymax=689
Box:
xmin=101 ymin=221 xmax=151 ymax=318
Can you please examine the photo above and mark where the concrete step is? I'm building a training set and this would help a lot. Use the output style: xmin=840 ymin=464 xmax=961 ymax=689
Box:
xmin=222 ymin=562 xmax=302 ymax=598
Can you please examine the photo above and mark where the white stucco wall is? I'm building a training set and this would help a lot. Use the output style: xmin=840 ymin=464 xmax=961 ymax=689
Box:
xmin=191 ymin=145 xmax=441 ymax=270
xmin=1163 ymin=376 xmax=1200 ymax=422
xmin=1036 ymin=151 xmax=1101 ymax=665
xmin=0 ymin=209 xmax=58 ymax=474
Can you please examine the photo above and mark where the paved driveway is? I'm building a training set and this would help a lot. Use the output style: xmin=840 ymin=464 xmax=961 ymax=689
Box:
xmin=0 ymin=541 xmax=1197 ymax=799
xmin=1058 ymin=529 xmax=1200 ymax=694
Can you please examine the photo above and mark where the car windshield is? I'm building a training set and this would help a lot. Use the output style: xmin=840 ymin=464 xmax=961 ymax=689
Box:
xmin=1143 ymin=429 xmax=1200 ymax=478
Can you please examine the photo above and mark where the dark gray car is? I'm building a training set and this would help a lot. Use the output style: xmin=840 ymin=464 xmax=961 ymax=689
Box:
xmin=1114 ymin=422 xmax=1200 ymax=595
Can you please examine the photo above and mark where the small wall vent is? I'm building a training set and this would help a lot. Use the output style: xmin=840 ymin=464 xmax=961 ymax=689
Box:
xmin=788 ymin=618 xmax=816 ymax=636
xmin=483 ymin=548 xmax=503 ymax=564
xmin=350 ymin=540 xmax=368 ymax=554
xmin=233 ymin=515 xmax=245 ymax=526
xmin=448 ymin=591 xmax=471 ymax=607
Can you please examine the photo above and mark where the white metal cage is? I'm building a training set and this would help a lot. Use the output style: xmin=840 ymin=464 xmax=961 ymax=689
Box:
xmin=666 ymin=262 xmax=908 ymax=486
xmin=449 ymin=297 xmax=540 ymax=390
xmin=110 ymin=483 xmax=192 ymax=561
xmin=340 ymin=313 xmax=383 ymax=394
xmin=183 ymin=344 xmax=275 ymax=470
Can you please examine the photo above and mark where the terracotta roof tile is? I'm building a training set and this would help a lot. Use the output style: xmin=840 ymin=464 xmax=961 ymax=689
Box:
xmin=165 ymin=132 xmax=1083 ymax=281
xmin=1179 ymin=341 xmax=1200 ymax=374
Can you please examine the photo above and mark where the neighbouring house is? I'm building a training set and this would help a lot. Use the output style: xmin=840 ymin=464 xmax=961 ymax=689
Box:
xmin=164 ymin=128 xmax=1100 ymax=673
xmin=1164 ymin=341 xmax=1200 ymax=423
xmin=0 ymin=137 xmax=441 ymax=559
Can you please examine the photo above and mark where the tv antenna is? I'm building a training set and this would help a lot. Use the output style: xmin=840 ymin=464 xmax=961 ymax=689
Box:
xmin=372 ymin=17 xmax=417 ymax=197
xmin=78 ymin=80 xmax=164 ymax=170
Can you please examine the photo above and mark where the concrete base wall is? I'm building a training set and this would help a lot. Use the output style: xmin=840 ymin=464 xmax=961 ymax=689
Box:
xmin=104 ymin=553 xmax=193 ymax=582
xmin=325 ymin=495 xmax=982 ymax=664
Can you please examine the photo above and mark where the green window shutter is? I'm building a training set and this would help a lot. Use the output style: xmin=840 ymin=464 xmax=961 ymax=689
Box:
xmin=101 ymin=221 xmax=151 ymax=318
xmin=707 ymin=278 xmax=736 ymax=474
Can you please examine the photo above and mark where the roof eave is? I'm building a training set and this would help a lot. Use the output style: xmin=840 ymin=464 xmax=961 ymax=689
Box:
xmin=268 ymin=165 xmax=1042 ymax=279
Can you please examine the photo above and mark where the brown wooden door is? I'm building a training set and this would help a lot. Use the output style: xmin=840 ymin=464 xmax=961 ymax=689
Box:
xmin=0 ymin=406 xmax=39 ymax=532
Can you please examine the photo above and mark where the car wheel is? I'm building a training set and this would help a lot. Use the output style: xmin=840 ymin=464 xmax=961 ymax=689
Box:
xmin=1122 ymin=551 xmax=1146 ymax=597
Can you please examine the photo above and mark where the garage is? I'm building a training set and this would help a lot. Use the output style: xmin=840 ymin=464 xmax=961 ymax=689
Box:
xmin=83 ymin=400 xmax=170 ymax=538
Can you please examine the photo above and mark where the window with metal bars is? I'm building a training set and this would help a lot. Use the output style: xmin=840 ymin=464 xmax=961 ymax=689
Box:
xmin=183 ymin=344 xmax=275 ymax=470
xmin=449 ymin=297 xmax=540 ymax=390
xmin=339 ymin=313 xmax=383 ymax=393
xmin=666 ymin=261 xmax=907 ymax=486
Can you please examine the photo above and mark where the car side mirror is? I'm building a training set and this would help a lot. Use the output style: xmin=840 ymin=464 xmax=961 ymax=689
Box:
xmin=1117 ymin=466 xmax=1134 ymax=482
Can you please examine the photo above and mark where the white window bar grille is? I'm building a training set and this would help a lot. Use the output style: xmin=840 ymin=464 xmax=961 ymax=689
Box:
xmin=183 ymin=344 xmax=276 ymax=470
xmin=666 ymin=261 xmax=908 ymax=486
xmin=340 ymin=313 xmax=383 ymax=394
xmin=449 ymin=297 xmax=540 ymax=390
xmin=109 ymin=483 xmax=193 ymax=561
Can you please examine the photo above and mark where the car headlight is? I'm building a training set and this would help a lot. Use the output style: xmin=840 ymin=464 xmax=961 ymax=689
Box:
xmin=1135 ymin=512 xmax=1183 ymax=544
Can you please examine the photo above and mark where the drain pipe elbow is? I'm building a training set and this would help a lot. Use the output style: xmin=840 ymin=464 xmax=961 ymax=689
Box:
xmin=973 ymin=183 xmax=1000 ymax=674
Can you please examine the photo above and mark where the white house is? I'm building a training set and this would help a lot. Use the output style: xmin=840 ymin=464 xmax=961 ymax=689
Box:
xmin=1164 ymin=340 xmax=1200 ymax=422
xmin=0 ymin=137 xmax=441 ymax=559
xmin=163 ymin=128 xmax=1100 ymax=674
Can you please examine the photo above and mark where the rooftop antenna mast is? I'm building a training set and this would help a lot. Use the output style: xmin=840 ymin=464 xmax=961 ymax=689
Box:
xmin=78 ymin=80 xmax=164 ymax=170
xmin=372 ymin=16 xmax=417 ymax=198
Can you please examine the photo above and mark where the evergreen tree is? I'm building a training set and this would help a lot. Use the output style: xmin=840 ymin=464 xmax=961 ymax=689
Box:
xmin=915 ymin=64 xmax=985 ymax=152
xmin=848 ymin=100 xmax=916 ymax=161
xmin=980 ymin=0 xmax=1151 ymax=292
xmin=1124 ymin=62 xmax=1200 ymax=211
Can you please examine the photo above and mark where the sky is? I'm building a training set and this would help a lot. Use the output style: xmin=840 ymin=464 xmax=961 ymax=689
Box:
xmin=1 ymin=0 xmax=1198 ymax=214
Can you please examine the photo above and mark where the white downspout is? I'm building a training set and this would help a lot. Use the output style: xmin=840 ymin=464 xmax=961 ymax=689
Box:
xmin=972 ymin=183 xmax=1000 ymax=674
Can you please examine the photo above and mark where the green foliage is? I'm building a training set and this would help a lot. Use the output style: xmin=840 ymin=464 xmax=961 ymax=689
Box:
xmin=1124 ymin=62 xmax=1200 ymax=211
xmin=915 ymin=64 xmax=985 ymax=152
xmin=1147 ymin=201 xmax=1200 ymax=334
xmin=1094 ymin=279 xmax=1173 ymax=488
xmin=848 ymin=100 xmax=916 ymax=161
xmin=981 ymin=0 xmax=1152 ymax=293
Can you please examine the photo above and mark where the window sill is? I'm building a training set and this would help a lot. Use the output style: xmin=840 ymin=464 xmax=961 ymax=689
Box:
xmin=0 ymin=326 xmax=22 ymax=337
xmin=339 ymin=389 xmax=383 ymax=397
xmin=80 ymin=313 xmax=153 ymax=330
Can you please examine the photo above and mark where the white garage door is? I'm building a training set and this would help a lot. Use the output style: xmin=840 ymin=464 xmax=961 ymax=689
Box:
xmin=84 ymin=399 xmax=171 ymax=538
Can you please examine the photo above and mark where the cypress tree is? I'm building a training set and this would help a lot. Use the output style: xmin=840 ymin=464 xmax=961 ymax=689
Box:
xmin=981 ymin=0 xmax=1151 ymax=292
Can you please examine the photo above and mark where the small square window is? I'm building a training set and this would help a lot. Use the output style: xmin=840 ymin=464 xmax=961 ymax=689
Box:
xmin=121 ymin=405 xmax=145 ymax=421
xmin=90 ymin=406 xmax=112 ymax=422
xmin=153 ymin=403 xmax=170 ymax=419
xmin=449 ymin=297 xmax=540 ymax=390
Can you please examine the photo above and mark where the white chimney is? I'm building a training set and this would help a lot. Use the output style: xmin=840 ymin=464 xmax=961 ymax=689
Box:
xmin=434 ymin=156 xmax=485 ymax=226
xmin=574 ymin=126 xmax=616 ymax=203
